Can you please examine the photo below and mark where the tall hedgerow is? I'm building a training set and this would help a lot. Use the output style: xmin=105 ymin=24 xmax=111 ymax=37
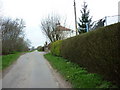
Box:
xmin=51 ymin=40 xmax=62 ymax=56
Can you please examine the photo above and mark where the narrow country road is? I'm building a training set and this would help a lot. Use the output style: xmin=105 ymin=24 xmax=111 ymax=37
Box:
xmin=2 ymin=51 xmax=60 ymax=88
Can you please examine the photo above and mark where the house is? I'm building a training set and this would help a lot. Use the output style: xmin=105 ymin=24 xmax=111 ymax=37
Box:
xmin=56 ymin=22 xmax=76 ymax=39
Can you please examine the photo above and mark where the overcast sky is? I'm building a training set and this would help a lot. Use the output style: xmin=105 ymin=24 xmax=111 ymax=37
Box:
xmin=1 ymin=0 xmax=120 ymax=48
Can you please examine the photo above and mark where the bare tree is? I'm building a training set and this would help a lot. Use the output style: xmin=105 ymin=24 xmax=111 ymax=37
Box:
xmin=41 ymin=14 xmax=66 ymax=42
xmin=1 ymin=18 xmax=30 ymax=54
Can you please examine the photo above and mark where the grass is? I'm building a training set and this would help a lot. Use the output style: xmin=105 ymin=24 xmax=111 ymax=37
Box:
xmin=0 ymin=52 xmax=26 ymax=70
xmin=44 ymin=53 xmax=117 ymax=88
xmin=0 ymin=56 xmax=2 ymax=70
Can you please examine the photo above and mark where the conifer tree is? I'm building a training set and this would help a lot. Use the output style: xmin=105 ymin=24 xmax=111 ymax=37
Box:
xmin=78 ymin=2 xmax=93 ymax=33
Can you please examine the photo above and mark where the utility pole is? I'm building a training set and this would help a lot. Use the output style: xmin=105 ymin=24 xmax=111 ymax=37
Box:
xmin=118 ymin=1 xmax=120 ymax=22
xmin=74 ymin=0 xmax=78 ymax=35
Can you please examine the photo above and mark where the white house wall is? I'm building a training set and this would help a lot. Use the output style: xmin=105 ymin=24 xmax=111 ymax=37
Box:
xmin=63 ymin=30 xmax=76 ymax=39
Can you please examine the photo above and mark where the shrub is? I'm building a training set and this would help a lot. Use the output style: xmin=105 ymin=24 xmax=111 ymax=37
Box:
xmin=37 ymin=46 xmax=44 ymax=51
xmin=51 ymin=40 xmax=62 ymax=56
xmin=60 ymin=23 xmax=120 ymax=86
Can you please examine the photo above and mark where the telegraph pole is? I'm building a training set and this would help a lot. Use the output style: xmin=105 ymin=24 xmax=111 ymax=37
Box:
xmin=74 ymin=0 xmax=78 ymax=35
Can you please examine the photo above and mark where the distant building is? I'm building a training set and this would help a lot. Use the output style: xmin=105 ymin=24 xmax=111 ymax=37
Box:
xmin=56 ymin=22 xmax=76 ymax=39
xmin=118 ymin=1 xmax=120 ymax=22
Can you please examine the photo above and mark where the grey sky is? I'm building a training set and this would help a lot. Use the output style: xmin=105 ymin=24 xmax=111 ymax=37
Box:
xmin=1 ymin=0 xmax=120 ymax=47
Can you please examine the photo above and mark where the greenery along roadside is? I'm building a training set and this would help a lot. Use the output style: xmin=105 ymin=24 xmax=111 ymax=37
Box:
xmin=44 ymin=53 xmax=117 ymax=88
xmin=50 ymin=23 xmax=120 ymax=86
xmin=0 ymin=52 xmax=25 ymax=70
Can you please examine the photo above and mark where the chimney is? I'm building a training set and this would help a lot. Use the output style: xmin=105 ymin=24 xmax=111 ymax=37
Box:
xmin=56 ymin=21 xmax=60 ymax=26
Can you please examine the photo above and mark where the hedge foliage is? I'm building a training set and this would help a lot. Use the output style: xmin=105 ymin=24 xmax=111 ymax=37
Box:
xmin=51 ymin=40 xmax=62 ymax=56
xmin=50 ymin=23 xmax=120 ymax=86
xmin=37 ymin=46 xmax=44 ymax=51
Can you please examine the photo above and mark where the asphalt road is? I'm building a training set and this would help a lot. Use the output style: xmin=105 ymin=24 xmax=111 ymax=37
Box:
xmin=2 ymin=51 xmax=59 ymax=88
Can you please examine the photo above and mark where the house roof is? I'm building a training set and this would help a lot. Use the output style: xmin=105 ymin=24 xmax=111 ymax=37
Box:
xmin=56 ymin=25 xmax=71 ymax=31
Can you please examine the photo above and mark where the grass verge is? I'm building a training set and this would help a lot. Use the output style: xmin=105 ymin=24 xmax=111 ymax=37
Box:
xmin=0 ymin=52 xmax=26 ymax=70
xmin=44 ymin=53 xmax=117 ymax=88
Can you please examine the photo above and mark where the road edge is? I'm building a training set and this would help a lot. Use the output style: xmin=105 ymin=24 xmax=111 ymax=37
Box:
xmin=44 ymin=53 xmax=72 ymax=88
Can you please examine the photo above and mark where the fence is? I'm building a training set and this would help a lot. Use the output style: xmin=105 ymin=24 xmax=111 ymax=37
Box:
xmin=89 ymin=15 xmax=120 ymax=31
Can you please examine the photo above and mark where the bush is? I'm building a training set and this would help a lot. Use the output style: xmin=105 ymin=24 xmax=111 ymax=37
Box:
xmin=37 ymin=46 xmax=44 ymax=51
xmin=60 ymin=23 xmax=120 ymax=86
xmin=51 ymin=40 xmax=62 ymax=56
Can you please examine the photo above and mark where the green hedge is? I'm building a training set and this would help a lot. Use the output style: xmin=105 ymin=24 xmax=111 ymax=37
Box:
xmin=37 ymin=47 xmax=44 ymax=51
xmin=51 ymin=40 xmax=62 ymax=56
xmin=50 ymin=23 xmax=120 ymax=86
xmin=61 ymin=23 xmax=120 ymax=86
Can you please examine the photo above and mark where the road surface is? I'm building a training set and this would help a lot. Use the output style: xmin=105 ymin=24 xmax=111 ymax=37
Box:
xmin=2 ymin=51 xmax=62 ymax=88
